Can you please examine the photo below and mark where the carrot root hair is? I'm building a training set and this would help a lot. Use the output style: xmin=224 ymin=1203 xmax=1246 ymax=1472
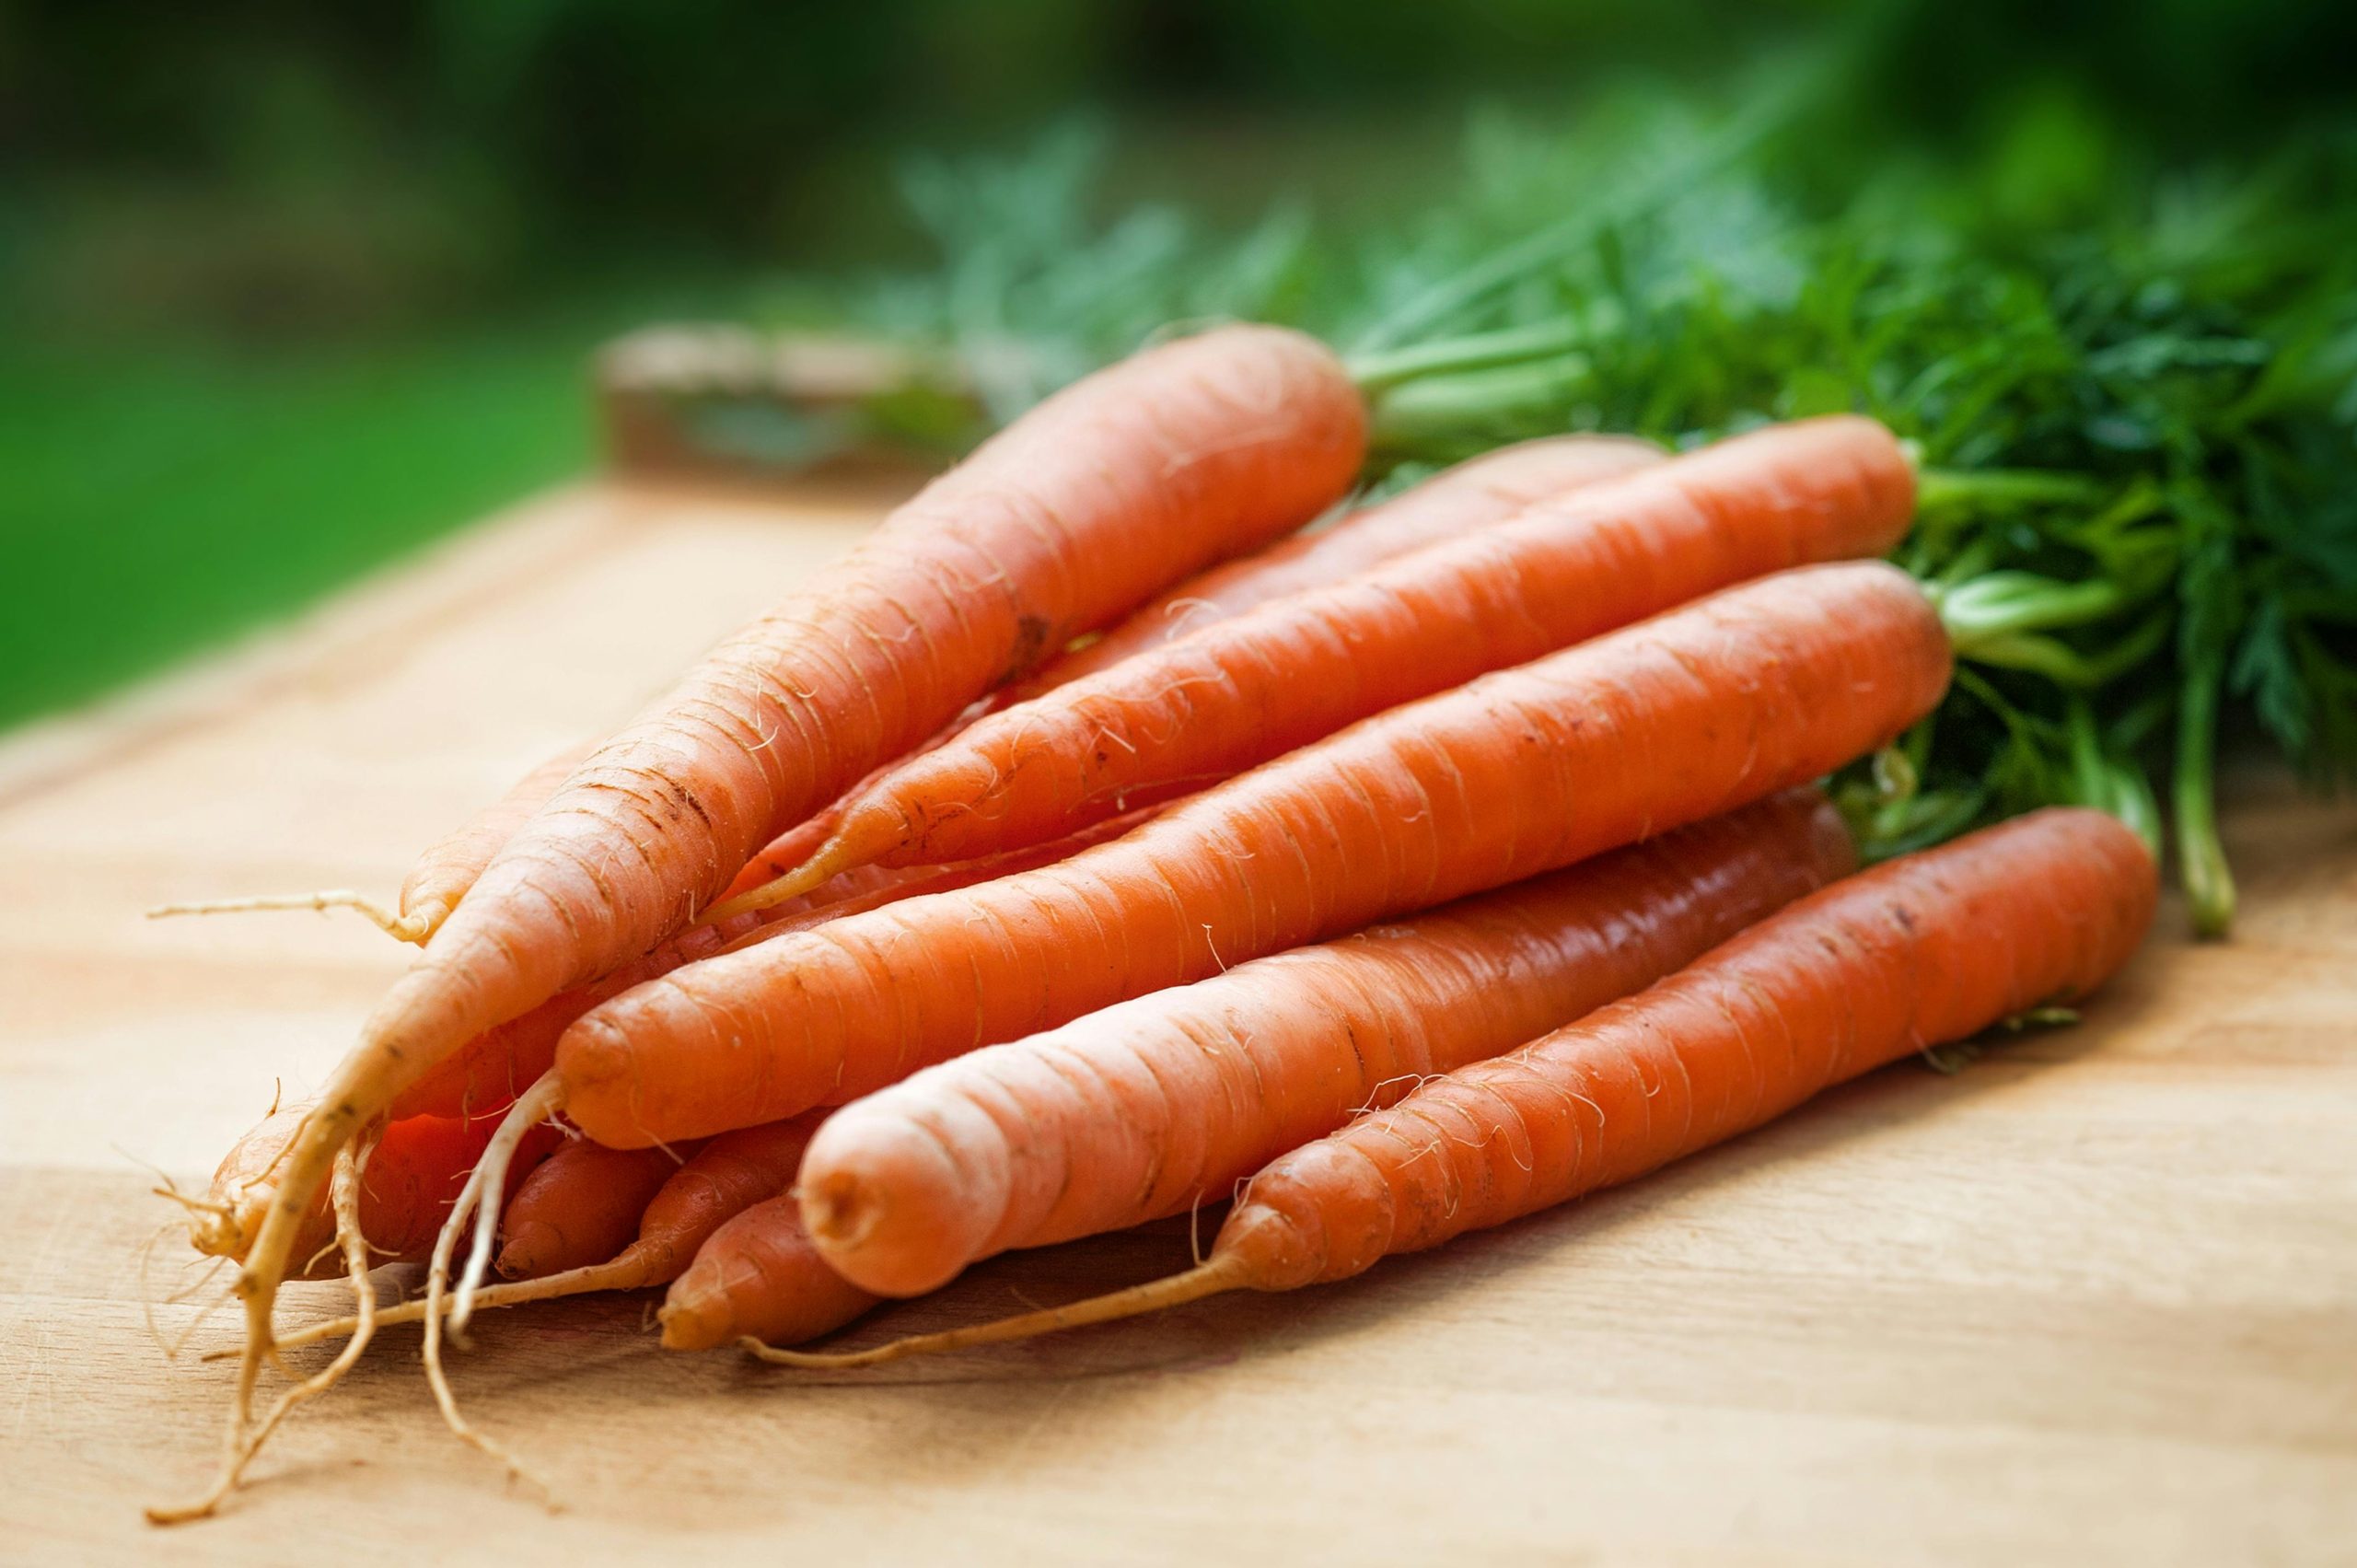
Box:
xmin=227 ymin=1246 xmax=658 ymax=1359
xmin=146 ymin=890 xmax=429 ymax=945
xmin=743 ymin=1252 xmax=1250 ymax=1370
xmin=696 ymin=838 xmax=857 ymax=926
xmin=420 ymin=1073 xmax=563 ymax=1501
xmin=147 ymin=1142 xmax=382 ymax=1525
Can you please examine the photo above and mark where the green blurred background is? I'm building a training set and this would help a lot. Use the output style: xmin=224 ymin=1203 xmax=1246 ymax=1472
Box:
xmin=3 ymin=0 xmax=2351 ymax=730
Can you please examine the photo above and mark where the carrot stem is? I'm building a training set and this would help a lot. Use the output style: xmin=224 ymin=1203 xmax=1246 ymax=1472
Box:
xmin=1345 ymin=319 xmax=1585 ymax=392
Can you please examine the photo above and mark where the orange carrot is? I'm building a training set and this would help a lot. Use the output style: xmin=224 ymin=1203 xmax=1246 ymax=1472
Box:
xmin=658 ymin=1197 xmax=880 ymax=1352
xmin=175 ymin=327 xmax=1364 ymax=1518
xmin=146 ymin=740 xmax=593 ymax=944
xmin=758 ymin=808 xmax=2156 ymax=1366
xmin=1003 ymin=433 xmax=1664 ymax=700
xmin=493 ymin=1139 xmax=691 ymax=1280
xmin=261 ymin=1115 xmax=829 ymax=1353
xmin=186 ymin=1103 xmax=561 ymax=1272
xmin=796 ymin=790 xmax=1852 ymax=1298
xmin=393 ymin=802 xmax=1173 ymax=1121
xmin=707 ymin=415 xmax=1912 ymax=922
xmin=557 ymin=561 xmax=1950 ymax=1150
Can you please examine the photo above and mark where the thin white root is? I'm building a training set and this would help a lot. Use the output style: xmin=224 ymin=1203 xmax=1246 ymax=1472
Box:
xmin=454 ymin=1074 xmax=565 ymax=1341
xmin=695 ymin=839 xmax=853 ymax=926
xmin=421 ymin=1071 xmax=563 ymax=1503
xmin=743 ymin=1254 xmax=1250 ymax=1370
xmin=147 ymin=1141 xmax=382 ymax=1525
xmin=146 ymin=890 xmax=428 ymax=945
xmin=201 ymin=1247 xmax=653 ymax=1361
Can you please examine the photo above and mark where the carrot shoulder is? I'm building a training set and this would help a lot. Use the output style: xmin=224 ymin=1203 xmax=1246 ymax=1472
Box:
xmin=797 ymin=789 xmax=1853 ymax=1298
xmin=559 ymin=560 xmax=1951 ymax=1149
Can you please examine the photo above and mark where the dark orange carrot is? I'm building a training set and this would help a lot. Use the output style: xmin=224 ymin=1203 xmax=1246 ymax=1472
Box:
xmin=707 ymin=416 xmax=1912 ymax=922
xmin=557 ymin=561 xmax=1951 ymax=1149
xmin=493 ymin=1139 xmax=691 ymax=1280
xmin=757 ymin=808 xmax=2156 ymax=1366
xmin=187 ymin=1104 xmax=562 ymax=1273
xmin=172 ymin=325 xmax=1365 ymax=1520
xmin=657 ymin=1198 xmax=880 ymax=1352
xmin=796 ymin=790 xmax=1852 ymax=1298
xmin=1003 ymin=433 xmax=1664 ymax=700
xmin=261 ymin=1115 xmax=829 ymax=1353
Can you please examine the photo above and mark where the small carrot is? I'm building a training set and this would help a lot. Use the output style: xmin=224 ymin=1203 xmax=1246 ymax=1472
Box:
xmin=657 ymin=1197 xmax=881 ymax=1352
xmin=706 ymin=415 xmax=1913 ymax=922
xmin=493 ymin=1139 xmax=692 ymax=1280
xmin=145 ymin=740 xmax=593 ymax=944
xmin=1002 ymin=434 xmax=1665 ymax=700
xmin=755 ymin=807 xmax=2157 ymax=1367
xmin=556 ymin=561 xmax=1951 ymax=1149
xmin=256 ymin=1114 xmax=830 ymax=1355
xmin=798 ymin=790 xmax=1852 ymax=1298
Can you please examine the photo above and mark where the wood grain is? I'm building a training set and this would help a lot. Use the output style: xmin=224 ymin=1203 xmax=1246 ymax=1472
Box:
xmin=1 ymin=482 xmax=2351 ymax=1566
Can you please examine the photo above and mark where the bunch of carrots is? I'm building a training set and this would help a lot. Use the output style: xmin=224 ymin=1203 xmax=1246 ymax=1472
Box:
xmin=151 ymin=324 xmax=2158 ymax=1521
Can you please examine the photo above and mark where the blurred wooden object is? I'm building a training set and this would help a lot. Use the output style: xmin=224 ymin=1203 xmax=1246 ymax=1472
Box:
xmin=0 ymin=480 xmax=2352 ymax=1564
xmin=596 ymin=326 xmax=984 ymax=483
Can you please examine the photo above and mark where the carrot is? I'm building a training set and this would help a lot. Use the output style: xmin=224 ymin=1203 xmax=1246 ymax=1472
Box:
xmin=258 ymin=1115 xmax=828 ymax=1354
xmin=176 ymin=325 xmax=1365 ymax=1518
xmin=1001 ymin=433 xmax=1665 ymax=701
xmin=493 ymin=1139 xmax=691 ymax=1280
xmin=657 ymin=1197 xmax=881 ymax=1352
xmin=145 ymin=739 xmax=593 ymax=944
xmin=757 ymin=807 xmax=2156 ymax=1367
xmin=557 ymin=560 xmax=1951 ymax=1150
xmin=706 ymin=415 xmax=1913 ymax=922
xmin=393 ymin=801 xmax=1173 ymax=1121
xmin=795 ymin=790 xmax=1852 ymax=1298
xmin=183 ymin=1103 xmax=562 ymax=1272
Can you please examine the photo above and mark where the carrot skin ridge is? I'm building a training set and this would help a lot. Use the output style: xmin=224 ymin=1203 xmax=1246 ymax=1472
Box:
xmin=797 ymin=789 xmax=1853 ymax=1298
xmin=761 ymin=415 xmax=1916 ymax=899
xmin=559 ymin=560 xmax=1952 ymax=1148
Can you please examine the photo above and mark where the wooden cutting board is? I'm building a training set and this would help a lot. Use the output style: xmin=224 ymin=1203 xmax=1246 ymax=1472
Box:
xmin=2 ymin=482 xmax=2351 ymax=1566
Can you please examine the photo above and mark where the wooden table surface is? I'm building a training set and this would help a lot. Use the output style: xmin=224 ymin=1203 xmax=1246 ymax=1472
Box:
xmin=3 ymin=482 xmax=2352 ymax=1566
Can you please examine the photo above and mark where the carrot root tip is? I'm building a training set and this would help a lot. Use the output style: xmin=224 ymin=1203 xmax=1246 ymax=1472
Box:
xmin=146 ymin=890 xmax=428 ymax=945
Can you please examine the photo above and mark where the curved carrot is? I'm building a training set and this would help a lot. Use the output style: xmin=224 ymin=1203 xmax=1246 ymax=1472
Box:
xmin=145 ymin=740 xmax=594 ymax=945
xmin=493 ymin=1139 xmax=691 ymax=1280
xmin=261 ymin=1114 xmax=830 ymax=1354
xmin=559 ymin=561 xmax=1951 ymax=1148
xmin=797 ymin=790 xmax=1852 ymax=1298
xmin=1003 ymin=433 xmax=1665 ymax=701
xmin=708 ymin=416 xmax=1912 ymax=921
xmin=208 ymin=328 xmax=1364 ymax=1448
xmin=759 ymin=808 xmax=2156 ymax=1367
xmin=657 ymin=1197 xmax=880 ymax=1352
xmin=393 ymin=802 xmax=1174 ymax=1121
